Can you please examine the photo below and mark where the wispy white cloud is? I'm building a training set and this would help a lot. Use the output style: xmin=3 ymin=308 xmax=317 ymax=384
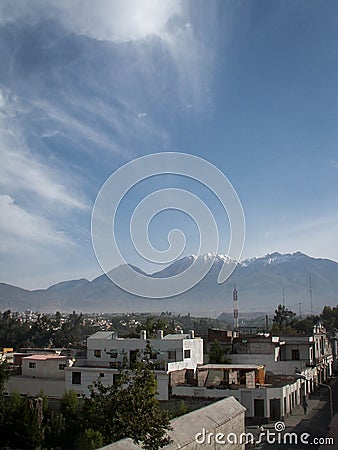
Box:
xmin=0 ymin=0 xmax=182 ymax=42
xmin=0 ymin=194 xmax=71 ymax=251
xmin=0 ymin=0 xmax=221 ymax=288
xmin=0 ymin=87 xmax=89 ymax=210
xmin=0 ymin=194 xmax=100 ymax=289
xmin=0 ymin=0 xmax=216 ymax=111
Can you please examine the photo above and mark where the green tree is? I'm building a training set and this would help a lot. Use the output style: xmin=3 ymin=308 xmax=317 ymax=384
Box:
xmin=136 ymin=317 xmax=175 ymax=338
xmin=0 ymin=360 xmax=9 ymax=446
xmin=172 ymin=400 xmax=189 ymax=418
xmin=209 ymin=340 xmax=231 ymax=364
xmin=59 ymin=390 xmax=83 ymax=449
xmin=293 ymin=316 xmax=317 ymax=334
xmin=272 ymin=304 xmax=296 ymax=334
xmin=75 ymin=428 xmax=104 ymax=450
xmin=43 ymin=411 xmax=66 ymax=450
xmin=321 ymin=306 xmax=338 ymax=331
xmin=2 ymin=392 xmax=43 ymax=450
xmin=84 ymin=348 xmax=171 ymax=449
xmin=0 ymin=360 xmax=9 ymax=395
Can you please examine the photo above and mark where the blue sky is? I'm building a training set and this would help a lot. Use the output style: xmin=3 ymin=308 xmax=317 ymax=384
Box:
xmin=0 ymin=0 xmax=337 ymax=289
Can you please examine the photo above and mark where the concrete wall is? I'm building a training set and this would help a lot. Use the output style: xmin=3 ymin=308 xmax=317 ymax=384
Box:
xmin=65 ymin=367 xmax=116 ymax=397
xmin=171 ymin=378 xmax=306 ymax=421
xmin=281 ymin=342 xmax=312 ymax=362
xmin=230 ymin=354 xmax=307 ymax=375
xmin=65 ymin=367 xmax=170 ymax=400
xmin=22 ymin=357 xmax=68 ymax=379
xmin=234 ymin=340 xmax=276 ymax=355
xmin=5 ymin=376 xmax=67 ymax=398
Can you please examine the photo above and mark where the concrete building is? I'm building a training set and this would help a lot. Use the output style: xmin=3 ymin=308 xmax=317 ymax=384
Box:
xmin=227 ymin=325 xmax=333 ymax=382
xmin=171 ymin=363 xmax=313 ymax=423
xmin=195 ymin=364 xmax=265 ymax=389
xmin=65 ymin=329 xmax=203 ymax=400
xmin=329 ymin=330 xmax=338 ymax=373
xmin=5 ymin=354 xmax=72 ymax=398
xmin=22 ymin=354 xmax=71 ymax=379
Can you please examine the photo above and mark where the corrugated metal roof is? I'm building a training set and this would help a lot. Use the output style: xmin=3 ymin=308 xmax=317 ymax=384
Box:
xmin=166 ymin=396 xmax=245 ymax=449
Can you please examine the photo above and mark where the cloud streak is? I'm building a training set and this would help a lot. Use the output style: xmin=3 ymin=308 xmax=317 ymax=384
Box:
xmin=0 ymin=194 xmax=71 ymax=251
xmin=0 ymin=86 xmax=89 ymax=210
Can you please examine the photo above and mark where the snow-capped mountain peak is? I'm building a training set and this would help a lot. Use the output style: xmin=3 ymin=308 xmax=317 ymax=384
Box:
xmin=240 ymin=251 xmax=308 ymax=267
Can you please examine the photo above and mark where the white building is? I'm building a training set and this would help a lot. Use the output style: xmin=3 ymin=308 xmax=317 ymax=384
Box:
xmin=22 ymin=354 xmax=71 ymax=379
xmin=5 ymin=354 xmax=72 ymax=398
xmin=171 ymin=363 xmax=316 ymax=422
xmin=65 ymin=329 xmax=203 ymax=400
xmin=229 ymin=327 xmax=333 ymax=381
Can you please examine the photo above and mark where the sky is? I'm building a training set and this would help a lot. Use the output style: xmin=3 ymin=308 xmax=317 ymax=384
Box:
xmin=0 ymin=0 xmax=337 ymax=289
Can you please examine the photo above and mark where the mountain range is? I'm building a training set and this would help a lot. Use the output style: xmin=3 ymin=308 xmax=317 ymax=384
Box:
xmin=1 ymin=252 xmax=337 ymax=316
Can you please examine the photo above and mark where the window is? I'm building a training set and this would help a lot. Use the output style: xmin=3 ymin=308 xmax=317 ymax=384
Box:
xmin=113 ymin=373 xmax=121 ymax=384
xmin=184 ymin=349 xmax=191 ymax=359
xmin=72 ymin=372 xmax=81 ymax=385
xmin=110 ymin=351 xmax=118 ymax=359
xmin=168 ymin=350 xmax=176 ymax=361
xmin=28 ymin=362 xmax=36 ymax=369
xmin=291 ymin=349 xmax=300 ymax=360
xmin=99 ymin=373 xmax=105 ymax=378
xmin=59 ymin=364 xmax=66 ymax=371
xmin=94 ymin=349 xmax=101 ymax=358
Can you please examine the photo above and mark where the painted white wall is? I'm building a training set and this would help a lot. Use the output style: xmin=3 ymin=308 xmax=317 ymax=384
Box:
xmin=171 ymin=378 xmax=307 ymax=419
xmin=86 ymin=333 xmax=203 ymax=372
xmin=65 ymin=367 xmax=170 ymax=400
xmin=22 ymin=357 xmax=69 ymax=379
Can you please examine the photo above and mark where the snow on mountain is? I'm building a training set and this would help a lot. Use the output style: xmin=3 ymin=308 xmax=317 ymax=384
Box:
xmin=240 ymin=251 xmax=308 ymax=267
xmin=0 ymin=251 xmax=338 ymax=314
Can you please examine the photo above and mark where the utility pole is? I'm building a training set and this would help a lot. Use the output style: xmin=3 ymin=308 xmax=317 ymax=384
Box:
xmin=282 ymin=287 xmax=285 ymax=307
xmin=309 ymin=276 xmax=313 ymax=315
xmin=298 ymin=301 xmax=304 ymax=319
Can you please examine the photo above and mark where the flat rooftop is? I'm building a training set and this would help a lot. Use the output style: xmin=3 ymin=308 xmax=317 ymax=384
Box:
xmin=199 ymin=364 xmax=264 ymax=370
xmin=22 ymin=355 xmax=67 ymax=361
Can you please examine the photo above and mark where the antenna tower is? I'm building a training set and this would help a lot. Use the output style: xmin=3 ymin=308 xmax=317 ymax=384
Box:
xmin=233 ymin=285 xmax=239 ymax=331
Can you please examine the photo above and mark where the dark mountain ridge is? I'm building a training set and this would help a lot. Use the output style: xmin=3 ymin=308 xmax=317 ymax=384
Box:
xmin=0 ymin=252 xmax=337 ymax=316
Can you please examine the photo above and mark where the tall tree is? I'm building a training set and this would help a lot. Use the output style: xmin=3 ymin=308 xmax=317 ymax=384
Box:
xmin=84 ymin=348 xmax=171 ymax=449
xmin=209 ymin=340 xmax=231 ymax=364
xmin=272 ymin=304 xmax=296 ymax=331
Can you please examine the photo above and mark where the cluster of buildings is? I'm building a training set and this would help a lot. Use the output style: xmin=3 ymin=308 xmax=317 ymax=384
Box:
xmin=3 ymin=321 xmax=336 ymax=425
